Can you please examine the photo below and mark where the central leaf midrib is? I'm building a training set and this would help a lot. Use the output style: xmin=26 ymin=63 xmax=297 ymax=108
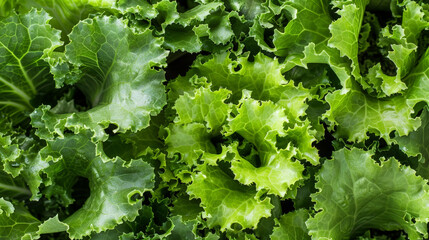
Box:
xmin=0 ymin=75 xmax=33 ymax=109
xmin=0 ymin=182 xmax=31 ymax=196
xmin=0 ymin=41 xmax=37 ymax=95
xmin=90 ymin=49 xmax=118 ymax=107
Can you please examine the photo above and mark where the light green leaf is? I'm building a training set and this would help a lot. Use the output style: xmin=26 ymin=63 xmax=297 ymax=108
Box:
xmin=189 ymin=52 xmax=312 ymax=122
xmin=0 ymin=0 xmax=17 ymax=17
xmin=190 ymin=52 xmax=286 ymax=103
xmin=35 ymin=15 xmax=168 ymax=141
xmin=0 ymin=134 xmax=22 ymax=177
xmin=278 ymin=122 xmax=319 ymax=165
xmin=365 ymin=1 xmax=429 ymax=97
xmin=271 ymin=209 xmax=310 ymax=240
xmin=392 ymin=107 xmax=429 ymax=179
xmin=230 ymin=146 xmax=304 ymax=197
xmin=176 ymin=2 xmax=223 ymax=27
xmin=0 ymin=9 xmax=61 ymax=123
xmin=307 ymin=148 xmax=429 ymax=240
xmin=328 ymin=0 xmax=370 ymax=80
xmin=16 ymin=0 xmax=116 ymax=35
xmin=166 ymin=123 xmax=216 ymax=167
xmin=273 ymin=0 xmax=332 ymax=57
xmin=326 ymin=46 xmax=429 ymax=141
xmin=225 ymin=96 xmax=288 ymax=152
xmin=402 ymin=0 xmax=429 ymax=44
xmin=187 ymin=164 xmax=273 ymax=230
xmin=325 ymin=82 xmax=420 ymax=142
xmin=38 ymin=131 xmax=155 ymax=238
xmin=0 ymin=131 xmax=48 ymax=200
xmin=0 ymin=205 xmax=40 ymax=240
xmin=115 ymin=0 xmax=157 ymax=19
xmin=37 ymin=215 xmax=68 ymax=235
xmin=174 ymin=87 xmax=231 ymax=132
xmin=154 ymin=0 xmax=179 ymax=32
xmin=0 ymin=198 xmax=14 ymax=216
xmin=224 ymin=97 xmax=305 ymax=196
xmin=328 ymin=0 xmax=428 ymax=97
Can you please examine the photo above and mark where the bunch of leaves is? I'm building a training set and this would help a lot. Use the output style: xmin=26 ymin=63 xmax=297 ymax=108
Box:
xmin=1 ymin=0 xmax=429 ymax=239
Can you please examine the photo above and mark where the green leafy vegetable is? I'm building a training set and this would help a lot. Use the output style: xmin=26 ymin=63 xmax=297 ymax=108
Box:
xmin=2 ymin=0 xmax=429 ymax=239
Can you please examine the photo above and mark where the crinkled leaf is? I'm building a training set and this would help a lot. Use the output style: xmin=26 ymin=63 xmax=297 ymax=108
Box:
xmin=326 ymin=46 xmax=429 ymax=141
xmin=271 ymin=209 xmax=310 ymax=240
xmin=230 ymin=145 xmax=304 ymax=197
xmin=38 ymin=15 xmax=168 ymax=140
xmin=189 ymin=52 xmax=312 ymax=122
xmin=115 ymin=0 xmax=157 ymax=19
xmin=166 ymin=123 xmax=216 ymax=167
xmin=174 ymin=87 xmax=231 ymax=132
xmin=325 ymin=82 xmax=420 ymax=142
xmin=166 ymin=216 xmax=198 ymax=240
xmin=16 ymin=0 xmax=117 ymax=36
xmin=0 ymin=130 xmax=48 ymax=200
xmin=273 ymin=0 xmax=332 ymax=57
xmin=0 ymin=198 xmax=14 ymax=216
xmin=0 ymin=9 xmax=61 ymax=123
xmin=307 ymin=148 xmax=429 ymax=240
xmin=225 ymin=96 xmax=288 ymax=152
xmin=223 ymin=97 xmax=309 ymax=196
xmin=393 ymin=107 xmax=429 ymax=179
xmin=278 ymin=122 xmax=319 ymax=165
xmin=38 ymin=131 xmax=155 ymax=238
xmin=187 ymin=164 xmax=273 ymax=230
xmin=0 ymin=205 xmax=40 ymax=240
xmin=190 ymin=52 xmax=286 ymax=103
xmin=364 ymin=0 xmax=429 ymax=97
xmin=328 ymin=0 xmax=369 ymax=80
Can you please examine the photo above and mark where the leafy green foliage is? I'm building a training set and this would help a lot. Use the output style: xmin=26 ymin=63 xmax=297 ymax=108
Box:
xmin=0 ymin=9 xmax=61 ymax=123
xmin=307 ymin=148 xmax=429 ymax=240
xmin=1 ymin=0 xmax=429 ymax=239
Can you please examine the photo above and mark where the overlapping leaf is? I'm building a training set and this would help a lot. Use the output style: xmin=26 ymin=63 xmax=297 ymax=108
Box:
xmin=34 ymin=15 xmax=168 ymax=141
xmin=271 ymin=209 xmax=310 ymax=240
xmin=187 ymin=164 xmax=273 ymax=231
xmin=38 ymin=131 xmax=155 ymax=238
xmin=0 ymin=9 xmax=61 ymax=123
xmin=307 ymin=148 xmax=429 ymax=239
xmin=224 ymin=95 xmax=305 ymax=196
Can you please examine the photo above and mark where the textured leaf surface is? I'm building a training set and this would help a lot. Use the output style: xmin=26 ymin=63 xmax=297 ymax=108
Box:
xmin=307 ymin=148 xmax=429 ymax=240
xmin=41 ymin=15 xmax=168 ymax=141
xmin=189 ymin=53 xmax=312 ymax=122
xmin=174 ymin=87 xmax=231 ymax=132
xmin=39 ymin=131 xmax=155 ymax=238
xmin=273 ymin=0 xmax=332 ymax=57
xmin=0 ymin=9 xmax=61 ymax=123
xmin=325 ymin=83 xmax=420 ymax=141
xmin=187 ymin=164 xmax=273 ymax=230
xmin=271 ymin=209 xmax=310 ymax=240
xmin=326 ymin=46 xmax=429 ymax=141
xmin=0 ymin=205 xmax=40 ymax=240
xmin=328 ymin=0 xmax=369 ymax=79
xmin=225 ymin=97 xmax=305 ymax=196
xmin=166 ymin=122 xmax=216 ymax=166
